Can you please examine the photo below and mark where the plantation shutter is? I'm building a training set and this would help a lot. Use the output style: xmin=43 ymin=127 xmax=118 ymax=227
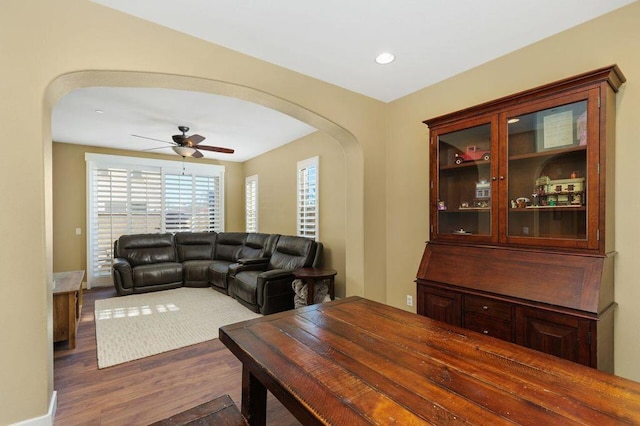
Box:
xmin=88 ymin=166 xmax=162 ymax=286
xmin=296 ymin=156 xmax=319 ymax=240
xmin=245 ymin=175 xmax=258 ymax=232
xmin=163 ymin=172 xmax=221 ymax=233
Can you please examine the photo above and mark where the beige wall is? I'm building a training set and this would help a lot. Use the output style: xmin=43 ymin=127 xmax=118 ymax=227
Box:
xmin=244 ymin=131 xmax=347 ymax=297
xmin=52 ymin=142 xmax=245 ymax=274
xmin=2 ymin=0 xmax=640 ymax=423
xmin=387 ymin=2 xmax=640 ymax=382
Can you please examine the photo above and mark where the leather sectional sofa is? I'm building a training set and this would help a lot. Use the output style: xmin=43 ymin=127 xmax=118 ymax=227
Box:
xmin=111 ymin=231 xmax=321 ymax=315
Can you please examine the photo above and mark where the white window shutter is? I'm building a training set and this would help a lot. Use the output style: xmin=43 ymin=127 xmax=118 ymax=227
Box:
xmin=245 ymin=175 xmax=258 ymax=232
xmin=296 ymin=156 xmax=319 ymax=240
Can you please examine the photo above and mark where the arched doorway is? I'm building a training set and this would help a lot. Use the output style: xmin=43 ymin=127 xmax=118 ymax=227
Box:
xmin=44 ymin=69 xmax=365 ymax=299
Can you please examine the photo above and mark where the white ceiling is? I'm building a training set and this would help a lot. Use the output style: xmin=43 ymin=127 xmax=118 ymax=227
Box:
xmin=53 ymin=0 xmax=635 ymax=161
xmin=52 ymin=88 xmax=316 ymax=162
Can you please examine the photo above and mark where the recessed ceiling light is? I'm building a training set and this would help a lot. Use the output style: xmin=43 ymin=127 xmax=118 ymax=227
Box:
xmin=95 ymin=109 xmax=104 ymax=114
xmin=375 ymin=52 xmax=395 ymax=65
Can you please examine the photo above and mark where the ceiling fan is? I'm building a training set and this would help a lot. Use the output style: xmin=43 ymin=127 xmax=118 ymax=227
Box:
xmin=132 ymin=125 xmax=234 ymax=158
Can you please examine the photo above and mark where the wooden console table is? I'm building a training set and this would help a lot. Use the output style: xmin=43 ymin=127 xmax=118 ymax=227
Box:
xmin=53 ymin=270 xmax=84 ymax=349
xmin=220 ymin=296 xmax=640 ymax=425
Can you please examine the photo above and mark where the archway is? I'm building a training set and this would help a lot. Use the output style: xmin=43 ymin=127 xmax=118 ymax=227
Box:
xmin=44 ymin=70 xmax=365 ymax=299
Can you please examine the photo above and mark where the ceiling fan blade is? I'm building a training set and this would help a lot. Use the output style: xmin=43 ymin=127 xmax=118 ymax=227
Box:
xmin=185 ymin=134 xmax=205 ymax=146
xmin=197 ymin=145 xmax=235 ymax=154
xmin=131 ymin=134 xmax=173 ymax=145
xmin=191 ymin=149 xmax=204 ymax=159
xmin=141 ymin=146 xmax=171 ymax=152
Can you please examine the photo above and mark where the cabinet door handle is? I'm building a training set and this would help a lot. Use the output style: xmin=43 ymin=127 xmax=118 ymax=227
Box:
xmin=499 ymin=176 xmax=505 ymax=180
xmin=492 ymin=176 xmax=496 ymax=181
xmin=482 ymin=305 xmax=489 ymax=310
xmin=483 ymin=330 xmax=489 ymax=334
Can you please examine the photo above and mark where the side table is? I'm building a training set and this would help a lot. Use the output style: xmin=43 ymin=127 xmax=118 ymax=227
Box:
xmin=293 ymin=267 xmax=337 ymax=306
xmin=53 ymin=270 xmax=85 ymax=349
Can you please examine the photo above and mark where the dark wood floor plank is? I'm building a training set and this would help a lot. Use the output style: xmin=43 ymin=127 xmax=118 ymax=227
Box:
xmin=54 ymin=287 xmax=300 ymax=425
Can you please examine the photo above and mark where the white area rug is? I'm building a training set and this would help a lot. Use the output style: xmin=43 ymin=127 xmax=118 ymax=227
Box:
xmin=95 ymin=287 xmax=261 ymax=369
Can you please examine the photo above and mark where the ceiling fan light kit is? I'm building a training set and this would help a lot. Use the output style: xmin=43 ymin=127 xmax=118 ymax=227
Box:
xmin=172 ymin=146 xmax=196 ymax=157
xmin=132 ymin=125 xmax=235 ymax=158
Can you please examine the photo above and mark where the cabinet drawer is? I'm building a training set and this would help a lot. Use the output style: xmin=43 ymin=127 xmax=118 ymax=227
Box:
xmin=464 ymin=312 xmax=513 ymax=342
xmin=464 ymin=295 xmax=512 ymax=321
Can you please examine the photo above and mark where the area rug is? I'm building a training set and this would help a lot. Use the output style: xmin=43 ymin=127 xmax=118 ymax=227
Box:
xmin=94 ymin=287 xmax=261 ymax=369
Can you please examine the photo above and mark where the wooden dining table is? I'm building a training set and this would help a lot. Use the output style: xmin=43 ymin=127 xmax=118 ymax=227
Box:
xmin=219 ymin=296 xmax=640 ymax=425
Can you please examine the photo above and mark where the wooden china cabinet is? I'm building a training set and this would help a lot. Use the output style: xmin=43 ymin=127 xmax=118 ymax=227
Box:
xmin=416 ymin=65 xmax=625 ymax=372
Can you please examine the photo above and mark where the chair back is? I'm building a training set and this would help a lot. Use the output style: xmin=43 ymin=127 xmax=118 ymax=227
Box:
xmin=116 ymin=233 xmax=176 ymax=267
xmin=240 ymin=233 xmax=280 ymax=259
xmin=175 ymin=232 xmax=217 ymax=261
xmin=215 ymin=232 xmax=247 ymax=261
xmin=268 ymin=236 xmax=317 ymax=271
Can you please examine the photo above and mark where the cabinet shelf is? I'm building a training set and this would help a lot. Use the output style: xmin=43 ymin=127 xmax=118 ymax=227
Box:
xmin=508 ymin=145 xmax=586 ymax=162
xmin=440 ymin=160 xmax=490 ymax=171
xmin=512 ymin=206 xmax=585 ymax=212
xmin=441 ymin=207 xmax=491 ymax=212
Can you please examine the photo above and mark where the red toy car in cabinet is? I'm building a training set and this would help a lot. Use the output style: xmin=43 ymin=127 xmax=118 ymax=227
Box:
xmin=454 ymin=146 xmax=491 ymax=164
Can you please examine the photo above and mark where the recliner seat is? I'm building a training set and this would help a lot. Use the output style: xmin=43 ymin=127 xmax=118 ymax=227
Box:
xmin=208 ymin=232 xmax=247 ymax=294
xmin=175 ymin=231 xmax=217 ymax=287
xmin=112 ymin=233 xmax=183 ymax=295
xmin=230 ymin=235 xmax=321 ymax=314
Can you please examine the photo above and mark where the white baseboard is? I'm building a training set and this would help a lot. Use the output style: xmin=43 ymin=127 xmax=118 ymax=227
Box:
xmin=11 ymin=391 xmax=56 ymax=426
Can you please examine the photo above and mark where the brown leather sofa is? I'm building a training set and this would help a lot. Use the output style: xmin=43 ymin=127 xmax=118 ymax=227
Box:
xmin=111 ymin=231 xmax=321 ymax=315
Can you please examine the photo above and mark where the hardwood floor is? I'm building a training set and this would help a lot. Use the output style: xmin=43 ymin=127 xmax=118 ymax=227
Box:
xmin=54 ymin=286 xmax=300 ymax=425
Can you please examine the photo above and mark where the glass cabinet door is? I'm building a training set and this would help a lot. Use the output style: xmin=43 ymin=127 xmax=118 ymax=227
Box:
xmin=504 ymin=92 xmax=595 ymax=248
xmin=434 ymin=120 xmax=494 ymax=240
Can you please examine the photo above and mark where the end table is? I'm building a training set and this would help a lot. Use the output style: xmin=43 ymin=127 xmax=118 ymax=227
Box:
xmin=293 ymin=267 xmax=337 ymax=306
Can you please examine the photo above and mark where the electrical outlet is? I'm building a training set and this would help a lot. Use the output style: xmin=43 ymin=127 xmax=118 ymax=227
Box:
xmin=406 ymin=295 xmax=413 ymax=307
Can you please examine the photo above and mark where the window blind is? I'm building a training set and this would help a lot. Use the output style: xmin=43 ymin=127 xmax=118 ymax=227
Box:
xmin=245 ymin=175 xmax=258 ymax=232
xmin=296 ymin=157 xmax=319 ymax=240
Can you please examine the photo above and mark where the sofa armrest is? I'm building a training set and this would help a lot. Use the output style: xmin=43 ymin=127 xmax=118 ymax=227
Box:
xmin=256 ymin=269 xmax=297 ymax=314
xmin=228 ymin=261 xmax=269 ymax=277
xmin=258 ymin=269 xmax=295 ymax=281
xmin=237 ymin=257 xmax=270 ymax=265
xmin=111 ymin=257 xmax=134 ymax=295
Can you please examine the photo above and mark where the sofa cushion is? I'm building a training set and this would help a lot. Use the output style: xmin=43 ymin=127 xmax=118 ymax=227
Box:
xmin=239 ymin=233 xmax=279 ymax=259
xmin=215 ymin=232 xmax=247 ymax=261
xmin=209 ymin=260 xmax=235 ymax=290
xmin=175 ymin=232 xmax=217 ymax=261
xmin=268 ymin=236 xmax=317 ymax=270
xmin=231 ymin=271 xmax=262 ymax=305
xmin=132 ymin=262 xmax=183 ymax=287
xmin=117 ymin=233 xmax=177 ymax=267
xmin=182 ymin=259 xmax=214 ymax=287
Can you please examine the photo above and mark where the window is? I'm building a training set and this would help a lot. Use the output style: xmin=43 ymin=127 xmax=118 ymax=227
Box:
xmin=297 ymin=156 xmax=319 ymax=240
xmin=245 ymin=174 xmax=258 ymax=232
xmin=85 ymin=154 xmax=224 ymax=287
